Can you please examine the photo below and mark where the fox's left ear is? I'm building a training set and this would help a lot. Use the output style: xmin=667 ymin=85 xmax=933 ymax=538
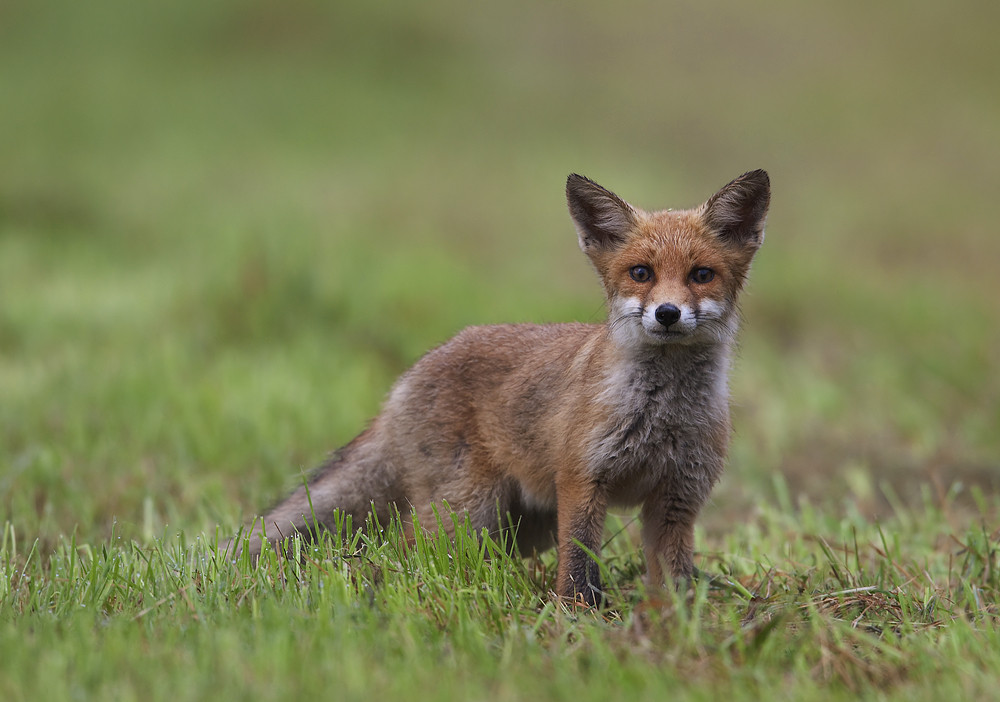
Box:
xmin=702 ymin=169 xmax=770 ymax=248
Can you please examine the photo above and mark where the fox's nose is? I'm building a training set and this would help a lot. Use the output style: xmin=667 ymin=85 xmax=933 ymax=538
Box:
xmin=654 ymin=303 xmax=681 ymax=328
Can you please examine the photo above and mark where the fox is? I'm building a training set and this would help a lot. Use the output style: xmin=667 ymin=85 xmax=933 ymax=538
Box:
xmin=230 ymin=169 xmax=770 ymax=605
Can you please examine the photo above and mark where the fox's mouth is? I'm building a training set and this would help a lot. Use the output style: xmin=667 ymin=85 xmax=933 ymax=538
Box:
xmin=642 ymin=326 xmax=691 ymax=343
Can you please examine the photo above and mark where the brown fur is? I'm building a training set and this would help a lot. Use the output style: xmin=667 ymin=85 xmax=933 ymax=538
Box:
xmin=229 ymin=170 xmax=770 ymax=605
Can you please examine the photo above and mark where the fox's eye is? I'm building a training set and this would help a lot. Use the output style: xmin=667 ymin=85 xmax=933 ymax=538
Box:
xmin=691 ymin=267 xmax=715 ymax=284
xmin=629 ymin=266 xmax=652 ymax=283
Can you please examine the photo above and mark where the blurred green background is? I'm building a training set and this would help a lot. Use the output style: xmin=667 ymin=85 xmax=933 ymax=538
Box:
xmin=1 ymin=0 xmax=997 ymax=546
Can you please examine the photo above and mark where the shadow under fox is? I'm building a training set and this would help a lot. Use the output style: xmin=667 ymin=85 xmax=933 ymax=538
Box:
xmin=231 ymin=170 xmax=769 ymax=605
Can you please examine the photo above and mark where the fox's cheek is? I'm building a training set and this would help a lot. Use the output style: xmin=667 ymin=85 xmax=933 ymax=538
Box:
xmin=610 ymin=295 xmax=643 ymax=317
xmin=696 ymin=298 xmax=727 ymax=320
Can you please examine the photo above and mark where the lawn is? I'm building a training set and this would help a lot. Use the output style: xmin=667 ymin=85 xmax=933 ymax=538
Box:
xmin=2 ymin=1 xmax=999 ymax=699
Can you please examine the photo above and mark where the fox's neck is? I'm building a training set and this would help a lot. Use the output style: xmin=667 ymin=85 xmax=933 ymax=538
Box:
xmin=614 ymin=327 xmax=733 ymax=369
xmin=601 ymin=332 xmax=733 ymax=411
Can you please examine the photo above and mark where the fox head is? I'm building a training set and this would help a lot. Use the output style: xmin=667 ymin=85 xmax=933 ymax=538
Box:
xmin=566 ymin=170 xmax=769 ymax=350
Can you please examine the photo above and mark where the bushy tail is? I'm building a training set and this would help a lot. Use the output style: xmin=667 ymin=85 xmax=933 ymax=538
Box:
xmin=222 ymin=427 xmax=401 ymax=560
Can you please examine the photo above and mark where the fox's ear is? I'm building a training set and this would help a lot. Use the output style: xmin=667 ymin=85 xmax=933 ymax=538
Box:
xmin=702 ymin=169 xmax=770 ymax=248
xmin=566 ymin=174 xmax=637 ymax=252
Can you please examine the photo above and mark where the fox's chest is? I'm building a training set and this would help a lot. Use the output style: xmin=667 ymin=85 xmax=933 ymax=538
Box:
xmin=588 ymin=354 xmax=730 ymax=504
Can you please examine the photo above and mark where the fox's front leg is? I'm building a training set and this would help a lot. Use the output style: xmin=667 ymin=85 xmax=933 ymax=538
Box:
xmin=640 ymin=477 xmax=711 ymax=588
xmin=555 ymin=477 xmax=608 ymax=606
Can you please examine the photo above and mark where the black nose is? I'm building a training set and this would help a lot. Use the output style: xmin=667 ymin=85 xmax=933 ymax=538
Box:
xmin=654 ymin=303 xmax=681 ymax=327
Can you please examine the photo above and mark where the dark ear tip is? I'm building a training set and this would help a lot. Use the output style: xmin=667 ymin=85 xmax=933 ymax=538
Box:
xmin=566 ymin=173 xmax=591 ymax=192
xmin=741 ymin=169 xmax=770 ymax=190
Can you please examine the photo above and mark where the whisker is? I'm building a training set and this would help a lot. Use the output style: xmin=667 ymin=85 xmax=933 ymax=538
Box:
xmin=608 ymin=310 xmax=643 ymax=334
xmin=693 ymin=315 xmax=734 ymax=342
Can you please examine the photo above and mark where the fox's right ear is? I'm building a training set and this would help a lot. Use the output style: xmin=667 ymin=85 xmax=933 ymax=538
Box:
xmin=566 ymin=174 xmax=637 ymax=252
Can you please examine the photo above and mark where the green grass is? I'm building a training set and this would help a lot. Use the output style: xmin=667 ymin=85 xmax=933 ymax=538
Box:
xmin=2 ymin=0 xmax=999 ymax=699
xmin=4 ymin=503 xmax=1000 ymax=700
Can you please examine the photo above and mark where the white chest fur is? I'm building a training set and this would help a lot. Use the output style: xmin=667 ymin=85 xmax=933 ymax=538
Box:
xmin=589 ymin=345 xmax=731 ymax=505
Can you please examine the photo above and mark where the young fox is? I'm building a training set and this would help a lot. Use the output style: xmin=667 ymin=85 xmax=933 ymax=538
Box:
xmin=234 ymin=170 xmax=769 ymax=604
